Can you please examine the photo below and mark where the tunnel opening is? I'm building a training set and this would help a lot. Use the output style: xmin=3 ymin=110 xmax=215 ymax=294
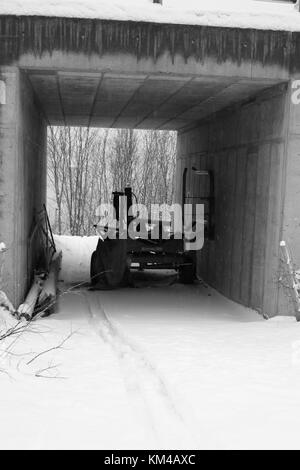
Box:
xmin=46 ymin=125 xmax=181 ymax=289
xmin=0 ymin=61 xmax=292 ymax=318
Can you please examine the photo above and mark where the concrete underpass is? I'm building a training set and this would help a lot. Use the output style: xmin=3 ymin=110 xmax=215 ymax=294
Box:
xmin=1 ymin=14 xmax=300 ymax=318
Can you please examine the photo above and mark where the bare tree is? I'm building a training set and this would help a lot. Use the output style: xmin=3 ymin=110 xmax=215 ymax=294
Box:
xmin=110 ymin=129 xmax=139 ymax=192
xmin=47 ymin=127 xmax=177 ymax=235
xmin=154 ymin=131 xmax=177 ymax=205
xmin=47 ymin=127 xmax=68 ymax=234
xmin=137 ymin=130 xmax=177 ymax=207
xmin=48 ymin=127 xmax=110 ymax=235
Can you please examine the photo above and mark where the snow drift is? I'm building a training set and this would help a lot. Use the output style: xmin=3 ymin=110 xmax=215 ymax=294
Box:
xmin=0 ymin=0 xmax=300 ymax=32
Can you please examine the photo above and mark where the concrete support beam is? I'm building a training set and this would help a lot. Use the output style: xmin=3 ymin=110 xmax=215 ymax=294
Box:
xmin=0 ymin=67 xmax=47 ymax=305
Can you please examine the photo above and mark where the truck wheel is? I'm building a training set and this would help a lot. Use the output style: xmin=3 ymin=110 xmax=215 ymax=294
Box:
xmin=179 ymin=263 xmax=195 ymax=284
xmin=101 ymin=239 xmax=127 ymax=289
xmin=90 ymin=251 xmax=106 ymax=286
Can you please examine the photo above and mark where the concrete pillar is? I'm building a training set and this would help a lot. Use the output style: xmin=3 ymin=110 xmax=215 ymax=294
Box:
xmin=0 ymin=80 xmax=6 ymax=104
xmin=0 ymin=67 xmax=47 ymax=306
xmin=278 ymin=79 xmax=300 ymax=315
xmin=281 ymin=80 xmax=300 ymax=259
xmin=0 ymin=68 xmax=19 ymax=303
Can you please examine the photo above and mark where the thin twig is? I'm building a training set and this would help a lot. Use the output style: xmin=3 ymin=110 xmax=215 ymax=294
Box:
xmin=35 ymin=363 xmax=66 ymax=379
xmin=27 ymin=331 xmax=75 ymax=365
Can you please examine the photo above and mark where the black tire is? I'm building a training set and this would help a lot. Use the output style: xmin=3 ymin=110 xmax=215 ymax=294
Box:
xmin=103 ymin=239 xmax=127 ymax=288
xmin=90 ymin=251 xmax=106 ymax=286
xmin=90 ymin=251 xmax=98 ymax=285
xmin=179 ymin=262 xmax=195 ymax=284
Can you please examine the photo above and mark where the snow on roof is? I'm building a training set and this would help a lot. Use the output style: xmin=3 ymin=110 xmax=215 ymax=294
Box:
xmin=0 ymin=0 xmax=300 ymax=32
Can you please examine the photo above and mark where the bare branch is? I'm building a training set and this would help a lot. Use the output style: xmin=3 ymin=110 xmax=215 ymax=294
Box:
xmin=27 ymin=331 xmax=75 ymax=365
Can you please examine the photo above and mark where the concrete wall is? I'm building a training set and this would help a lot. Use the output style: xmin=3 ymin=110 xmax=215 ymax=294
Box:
xmin=0 ymin=67 xmax=46 ymax=305
xmin=176 ymin=84 xmax=289 ymax=317
xmin=278 ymin=79 xmax=300 ymax=316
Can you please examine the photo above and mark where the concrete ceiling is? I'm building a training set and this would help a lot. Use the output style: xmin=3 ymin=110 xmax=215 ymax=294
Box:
xmin=26 ymin=70 xmax=282 ymax=130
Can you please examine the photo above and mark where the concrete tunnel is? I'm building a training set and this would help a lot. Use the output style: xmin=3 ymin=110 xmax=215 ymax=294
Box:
xmin=0 ymin=14 xmax=300 ymax=318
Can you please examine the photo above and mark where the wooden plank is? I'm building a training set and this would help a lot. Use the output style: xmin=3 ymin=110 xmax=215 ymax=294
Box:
xmin=219 ymin=149 xmax=230 ymax=295
xmin=205 ymin=150 xmax=215 ymax=284
xmin=207 ymin=151 xmax=217 ymax=286
xmin=196 ymin=153 xmax=207 ymax=279
xmin=215 ymin=149 xmax=227 ymax=294
xmin=199 ymin=152 xmax=210 ymax=280
xmin=262 ymin=142 xmax=285 ymax=317
xmin=230 ymin=147 xmax=247 ymax=303
xmin=250 ymin=142 xmax=271 ymax=313
xmin=223 ymin=149 xmax=237 ymax=297
xmin=240 ymin=148 xmax=259 ymax=306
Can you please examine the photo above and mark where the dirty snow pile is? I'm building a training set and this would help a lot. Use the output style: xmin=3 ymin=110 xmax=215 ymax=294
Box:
xmin=1 ymin=235 xmax=300 ymax=449
xmin=1 ymin=0 xmax=300 ymax=32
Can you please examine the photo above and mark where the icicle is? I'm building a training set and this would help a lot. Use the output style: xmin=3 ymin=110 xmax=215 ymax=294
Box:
xmin=156 ymin=29 xmax=161 ymax=61
xmin=237 ymin=30 xmax=242 ymax=66
xmin=170 ymin=28 xmax=175 ymax=64
xmin=262 ymin=31 xmax=269 ymax=65
xmin=87 ymin=21 xmax=92 ymax=56
xmin=183 ymin=28 xmax=189 ymax=64
xmin=153 ymin=34 xmax=157 ymax=63
xmin=199 ymin=28 xmax=205 ymax=65
xmin=0 ymin=15 xmax=295 ymax=71
xmin=136 ymin=26 xmax=142 ymax=61
xmin=96 ymin=22 xmax=103 ymax=55
xmin=146 ymin=24 xmax=151 ymax=58
xmin=75 ymin=20 xmax=79 ymax=50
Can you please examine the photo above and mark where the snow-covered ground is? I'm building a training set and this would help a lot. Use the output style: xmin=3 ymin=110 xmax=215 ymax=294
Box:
xmin=1 ymin=235 xmax=300 ymax=450
xmin=1 ymin=0 xmax=300 ymax=32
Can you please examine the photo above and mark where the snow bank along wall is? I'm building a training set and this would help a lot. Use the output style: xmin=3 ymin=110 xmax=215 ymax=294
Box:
xmin=0 ymin=15 xmax=299 ymax=316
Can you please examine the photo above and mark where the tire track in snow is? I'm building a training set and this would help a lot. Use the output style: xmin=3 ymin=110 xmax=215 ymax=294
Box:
xmin=84 ymin=290 xmax=196 ymax=447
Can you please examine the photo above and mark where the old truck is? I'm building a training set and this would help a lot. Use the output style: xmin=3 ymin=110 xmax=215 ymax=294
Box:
xmin=91 ymin=176 xmax=214 ymax=289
